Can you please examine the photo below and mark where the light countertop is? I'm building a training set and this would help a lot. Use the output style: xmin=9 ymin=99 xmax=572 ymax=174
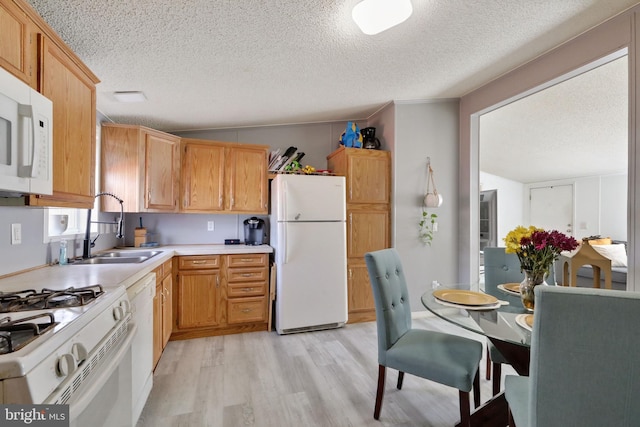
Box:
xmin=0 ymin=244 xmax=273 ymax=293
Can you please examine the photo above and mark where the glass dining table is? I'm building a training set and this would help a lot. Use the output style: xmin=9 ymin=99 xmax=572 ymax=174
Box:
xmin=421 ymin=286 xmax=532 ymax=427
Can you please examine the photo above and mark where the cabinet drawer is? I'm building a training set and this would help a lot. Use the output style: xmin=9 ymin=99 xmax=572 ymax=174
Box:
xmin=227 ymin=267 xmax=267 ymax=283
xmin=162 ymin=259 xmax=172 ymax=278
xmin=227 ymin=297 xmax=267 ymax=324
xmin=178 ymin=255 xmax=220 ymax=270
xmin=228 ymin=281 xmax=267 ymax=298
xmin=226 ymin=254 xmax=267 ymax=268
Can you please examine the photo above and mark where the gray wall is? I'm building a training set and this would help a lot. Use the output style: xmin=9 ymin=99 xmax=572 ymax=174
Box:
xmin=377 ymin=100 xmax=460 ymax=310
xmin=0 ymin=206 xmax=117 ymax=276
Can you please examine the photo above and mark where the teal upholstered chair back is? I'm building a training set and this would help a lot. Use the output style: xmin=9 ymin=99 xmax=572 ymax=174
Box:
xmin=365 ymin=248 xmax=412 ymax=365
xmin=483 ymin=247 xmax=556 ymax=298
xmin=529 ymin=286 xmax=640 ymax=426
xmin=483 ymin=247 xmax=523 ymax=298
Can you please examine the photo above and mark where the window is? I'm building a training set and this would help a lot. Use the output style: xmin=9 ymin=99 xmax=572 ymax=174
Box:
xmin=43 ymin=207 xmax=97 ymax=243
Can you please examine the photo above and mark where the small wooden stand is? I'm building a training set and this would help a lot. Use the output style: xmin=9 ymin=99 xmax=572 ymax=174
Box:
xmin=134 ymin=227 xmax=147 ymax=247
xmin=561 ymin=242 xmax=612 ymax=289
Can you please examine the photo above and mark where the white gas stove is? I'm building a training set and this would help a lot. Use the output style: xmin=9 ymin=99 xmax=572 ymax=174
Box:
xmin=0 ymin=283 xmax=134 ymax=426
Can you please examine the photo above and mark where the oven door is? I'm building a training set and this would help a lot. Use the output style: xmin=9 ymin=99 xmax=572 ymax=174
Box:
xmin=46 ymin=322 xmax=136 ymax=427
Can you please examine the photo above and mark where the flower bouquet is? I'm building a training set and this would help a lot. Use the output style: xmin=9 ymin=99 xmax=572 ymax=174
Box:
xmin=504 ymin=226 xmax=579 ymax=310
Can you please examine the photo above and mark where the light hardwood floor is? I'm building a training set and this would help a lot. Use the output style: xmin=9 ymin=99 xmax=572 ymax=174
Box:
xmin=137 ymin=312 xmax=514 ymax=427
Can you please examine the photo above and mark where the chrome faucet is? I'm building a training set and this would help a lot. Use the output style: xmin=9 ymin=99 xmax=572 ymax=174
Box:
xmin=83 ymin=192 xmax=124 ymax=259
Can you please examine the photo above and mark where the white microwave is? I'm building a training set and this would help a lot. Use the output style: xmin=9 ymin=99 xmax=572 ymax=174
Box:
xmin=0 ymin=67 xmax=53 ymax=196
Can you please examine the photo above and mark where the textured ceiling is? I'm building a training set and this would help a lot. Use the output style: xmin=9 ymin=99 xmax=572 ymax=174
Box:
xmin=23 ymin=0 xmax=637 ymax=183
xmin=480 ymin=55 xmax=628 ymax=183
xmin=24 ymin=0 xmax=638 ymax=132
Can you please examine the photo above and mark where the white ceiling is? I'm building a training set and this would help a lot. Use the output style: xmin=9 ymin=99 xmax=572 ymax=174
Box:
xmin=23 ymin=0 xmax=637 ymax=183
xmin=480 ymin=55 xmax=628 ymax=183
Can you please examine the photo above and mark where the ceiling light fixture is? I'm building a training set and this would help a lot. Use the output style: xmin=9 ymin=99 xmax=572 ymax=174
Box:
xmin=352 ymin=0 xmax=413 ymax=35
xmin=113 ymin=91 xmax=147 ymax=103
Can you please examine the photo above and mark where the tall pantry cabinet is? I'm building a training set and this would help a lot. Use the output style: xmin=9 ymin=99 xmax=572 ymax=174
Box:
xmin=327 ymin=147 xmax=391 ymax=323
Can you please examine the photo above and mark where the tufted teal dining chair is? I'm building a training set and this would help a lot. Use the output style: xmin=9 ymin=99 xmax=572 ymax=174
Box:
xmin=365 ymin=248 xmax=483 ymax=426
xmin=505 ymin=285 xmax=640 ymax=427
xmin=483 ymin=247 xmax=522 ymax=394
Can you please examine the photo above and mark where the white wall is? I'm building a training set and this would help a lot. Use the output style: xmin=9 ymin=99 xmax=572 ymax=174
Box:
xmin=523 ymin=173 xmax=627 ymax=241
xmin=479 ymin=171 xmax=525 ymax=243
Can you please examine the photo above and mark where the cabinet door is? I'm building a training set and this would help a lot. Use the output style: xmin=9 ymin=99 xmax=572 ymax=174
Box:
xmin=161 ymin=274 xmax=173 ymax=346
xmin=181 ymin=142 xmax=225 ymax=212
xmin=177 ymin=270 xmax=221 ymax=328
xmin=226 ymin=146 xmax=268 ymax=213
xmin=32 ymin=35 xmax=95 ymax=207
xmin=153 ymin=282 xmax=163 ymax=367
xmin=144 ymin=131 xmax=179 ymax=211
xmin=348 ymin=262 xmax=375 ymax=314
xmin=347 ymin=209 xmax=390 ymax=258
xmin=347 ymin=153 xmax=390 ymax=204
xmin=0 ymin=1 xmax=32 ymax=85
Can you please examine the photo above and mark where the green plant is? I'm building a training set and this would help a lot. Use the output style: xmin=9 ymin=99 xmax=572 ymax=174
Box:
xmin=418 ymin=209 xmax=438 ymax=246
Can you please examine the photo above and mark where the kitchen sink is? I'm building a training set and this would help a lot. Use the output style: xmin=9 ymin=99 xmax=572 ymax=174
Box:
xmin=73 ymin=250 xmax=162 ymax=265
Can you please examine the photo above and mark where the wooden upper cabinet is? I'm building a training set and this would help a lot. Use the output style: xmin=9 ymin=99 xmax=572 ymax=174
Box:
xmin=144 ymin=130 xmax=180 ymax=211
xmin=101 ymin=123 xmax=179 ymax=212
xmin=28 ymin=35 xmax=98 ymax=208
xmin=181 ymin=140 xmax=225 ymax=212
xmin=179 ymin=138 xmax=268 ymax=214
xmin=226 ymin=145 xmax=268 ymax=213
xmin=0 ymin=0 xmax=32 ymax=85
xmin=327 ymin=147 xmax=391 ymax=204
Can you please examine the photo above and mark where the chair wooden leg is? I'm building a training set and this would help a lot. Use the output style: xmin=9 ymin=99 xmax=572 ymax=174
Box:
xmin=492 ymin=362 xmax=502 ymax=395
xmin=485 ymin=345 xmax=491 ymax=380
xmin=374 ymin=365 xmax=386 ymax=420
xmin=473 ymin=369 xmax=480 ymax=409
xmin=397 ymin=371 xmax=404 ymax=390
xmin=458 ymin=390 xmax=471 ymax=427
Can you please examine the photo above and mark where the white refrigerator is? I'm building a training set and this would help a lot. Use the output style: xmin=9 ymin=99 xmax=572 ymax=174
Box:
xmin=270 ymin=174 xmax=348 ymax=334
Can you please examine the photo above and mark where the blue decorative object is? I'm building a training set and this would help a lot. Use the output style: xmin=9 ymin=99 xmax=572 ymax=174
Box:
xmin=340 ymin=122 xmax=363 ymax=148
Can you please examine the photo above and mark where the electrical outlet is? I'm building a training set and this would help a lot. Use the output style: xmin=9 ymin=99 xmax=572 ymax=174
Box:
xmin=11 ymin=223 xmax=21 ymax=245
xmin=207 ymin=221 xmax=215 ymax=231
xmin=433 ymin=222 xmax=438 ymax=232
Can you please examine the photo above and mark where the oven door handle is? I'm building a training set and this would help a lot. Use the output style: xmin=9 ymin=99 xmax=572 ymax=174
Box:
xmin=67 ymin=322 xmax=137 ymax=421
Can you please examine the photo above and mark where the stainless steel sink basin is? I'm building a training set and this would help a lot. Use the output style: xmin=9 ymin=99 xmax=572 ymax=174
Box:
xmin=96 ymin=250 xmax=162 ymax=259
xmin=73 ymin=250 xmax=162 ymax=265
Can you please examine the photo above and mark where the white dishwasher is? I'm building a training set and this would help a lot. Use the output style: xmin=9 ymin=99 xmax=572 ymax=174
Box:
xmin=127 ymin=272 xmax=156 ymax=426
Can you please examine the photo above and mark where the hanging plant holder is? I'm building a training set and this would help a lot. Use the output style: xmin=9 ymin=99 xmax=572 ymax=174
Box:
xmin=424 ymin=157 xmax=443 ymax=208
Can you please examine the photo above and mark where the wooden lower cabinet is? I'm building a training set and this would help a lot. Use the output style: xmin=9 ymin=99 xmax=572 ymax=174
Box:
xmin=347 ymin=261 xmax=376 ymax=323
xmin=153 ymin=259 xmax=173 ymax=368
xmin=172 ymin=253 xmax=269 ymax=340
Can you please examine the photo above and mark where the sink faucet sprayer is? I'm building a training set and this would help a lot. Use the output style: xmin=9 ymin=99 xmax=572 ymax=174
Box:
xmin=83 ymin=192 xmax=124 ymax=259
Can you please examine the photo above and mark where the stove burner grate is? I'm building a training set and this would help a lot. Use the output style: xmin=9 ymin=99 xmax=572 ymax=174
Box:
xmin=0 ymin=313 xmax=57 ymax=354
xmin=0 ymin=285 xmax=104 ymax=312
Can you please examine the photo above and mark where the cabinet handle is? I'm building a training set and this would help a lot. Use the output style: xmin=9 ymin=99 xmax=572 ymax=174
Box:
xmin=241 ymin=308 xmax=252 ymax=313
xmin=216 ymin=276 xmax=220 ymax=288
xmin=349 ymin=268 xmax=352 ymax=279
xmin=161 ymin=291 xmax=166 ymax=302
xmin=191 ymin=260 xmax=207 ymax=265
xmin=148 ymin=191 xmax=151 ymax=201
xmin=231 ymin=196 xmax=235 ymax=207
xmin=164 ymin=286 xmax=169 ymax=296
xmin=242 ymin=287 xmax=254 ymax=292
xmin=241 ymin=273 xmax=253 ymax=277
xmin=240 ymin=258 xmax=252 ymax=262
xmin=349 ymin=213 xmax=352 ymax=228
xmin=219 ymin=196 xmax=223 ymax=207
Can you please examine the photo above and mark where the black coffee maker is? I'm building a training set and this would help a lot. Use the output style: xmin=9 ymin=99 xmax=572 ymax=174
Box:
xmin=361 ymin=127 xmax=381 ymax=149
xmin=243 ymin=217 xmax=265 ymax=245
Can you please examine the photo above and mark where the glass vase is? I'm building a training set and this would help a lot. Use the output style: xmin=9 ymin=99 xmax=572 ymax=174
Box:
xmin=519 ymin=269 xmax=548 ymax=311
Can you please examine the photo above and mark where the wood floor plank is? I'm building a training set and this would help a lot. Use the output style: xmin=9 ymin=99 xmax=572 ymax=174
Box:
xmin=138 ymin=312 xmax=514 ymax=426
